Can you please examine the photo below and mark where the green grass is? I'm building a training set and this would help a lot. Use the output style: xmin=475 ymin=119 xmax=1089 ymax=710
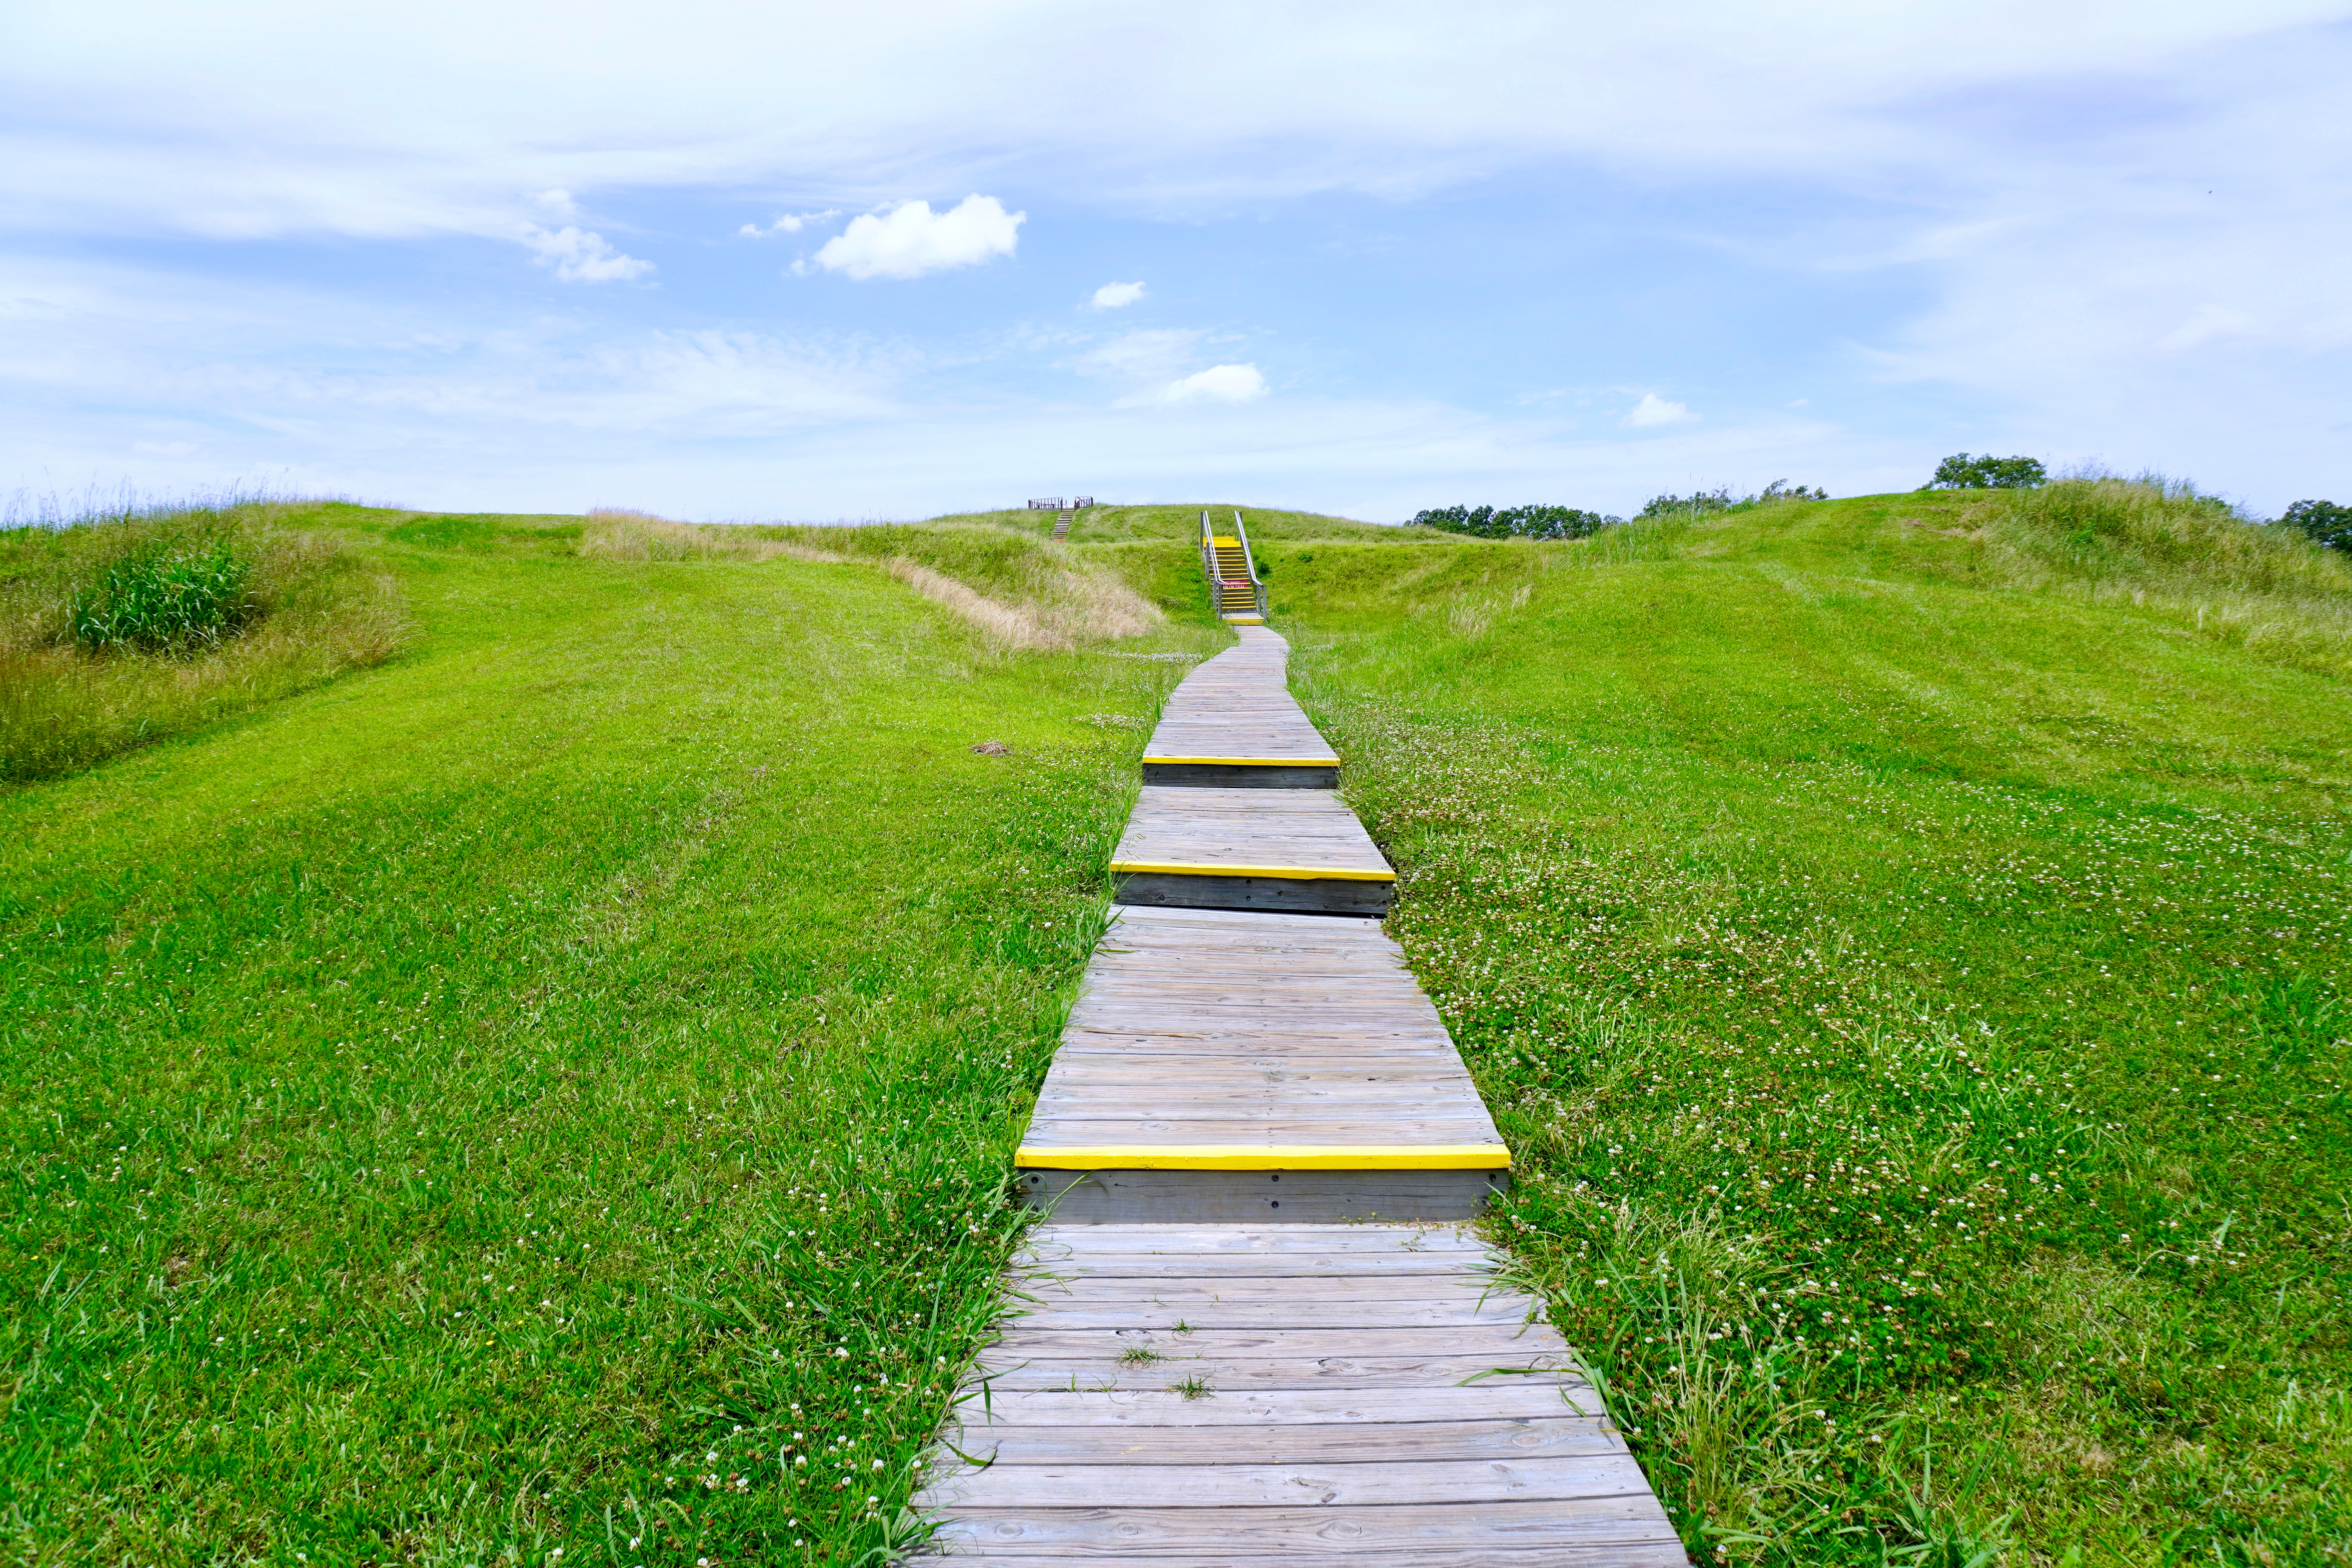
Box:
xmin=0 ymin=506 xmax=1221 ymax=1564
xmin=921 ymin=503 xmax=1392 ymax=545
xmin=11 ymin=488 xmax=2342 ymax=1565
xmin=2 ymin=501 xmax=410 ymax=785
xmin=1277 ymin=492 xmax=2350 ymax=1565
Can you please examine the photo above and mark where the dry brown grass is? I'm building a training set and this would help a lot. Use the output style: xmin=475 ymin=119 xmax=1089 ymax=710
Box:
xmin=2 ymin=505 xmax=411 ymax=785
xmin=578 ymin=510 xmax=842 ymax=564
xmin=578 ymin=512 xmax=1160 ymax=653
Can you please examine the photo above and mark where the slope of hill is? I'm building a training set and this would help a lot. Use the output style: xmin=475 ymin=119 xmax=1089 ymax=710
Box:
xmin=1276 ymin=490 xmax=2350 ymax=1564
xmin=5 ymin=490 xmax=2341 ymax=1565
xmin=0 ymin=505 xmax=1220 ymax=1564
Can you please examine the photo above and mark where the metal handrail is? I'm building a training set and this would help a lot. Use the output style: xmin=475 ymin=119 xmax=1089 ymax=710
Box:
xmin=1198 ymin=510 xmax=1221 ymax=617
xmin=1231 ymin=510 xmax=1267 ymax=619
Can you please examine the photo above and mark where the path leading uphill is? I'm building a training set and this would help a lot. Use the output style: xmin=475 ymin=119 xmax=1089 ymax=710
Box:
xmin=913 ymin=625 xmax=1682 ymax=1564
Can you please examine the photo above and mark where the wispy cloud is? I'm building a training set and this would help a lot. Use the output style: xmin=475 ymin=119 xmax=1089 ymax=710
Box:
xmin=740 ymin=209 xmax=842 ymax=238
xmin=1090 ymin=281 xmax=1145 ymax=309
xmin=521 ymin=225 xmax=652 ymax=284
xmin=806 ymin=196 xmax=1022 ymax=280
xmin=1074 ymin=328 xmax=1203 ymax=384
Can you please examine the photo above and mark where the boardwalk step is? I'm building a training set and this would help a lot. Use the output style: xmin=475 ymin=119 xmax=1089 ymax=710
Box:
xmin=913 ymin=1225 xmax=1682 ymax=1562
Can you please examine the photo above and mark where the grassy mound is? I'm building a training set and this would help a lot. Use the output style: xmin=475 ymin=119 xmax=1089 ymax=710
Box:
xmin=0 ymin=503 xmax=1225 ymax=1563
xmin=1273 ymin=492 xmax=2349 ymax=1564
xmin=577 ymin=511 xmax=1163 ymax=652
xmin=0 ymin=502 xmax=410 ymax=785
xmin=1974 ymin=476 xmax=2352 ymax=677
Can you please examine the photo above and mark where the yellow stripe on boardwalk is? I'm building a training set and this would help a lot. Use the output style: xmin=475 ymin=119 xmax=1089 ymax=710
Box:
xmin=1015 ymin=1144 xmax=1512 ymax=1170
xmin=1141 ymin=755 xmax=1330 ymax=766
xmin=1110 ymin=860 xmax=1396 ymax=882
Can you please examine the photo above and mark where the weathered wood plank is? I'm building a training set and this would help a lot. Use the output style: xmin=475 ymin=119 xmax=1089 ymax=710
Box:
xmin=931 ymin=1417 xmax=1619 ymax=1465
xmin=1017 ymin=1224 xmax=1488 ymax=1253
xmin=987 ymin=1326 xmax=1563 ymax=1358
xmin=1001 ymin=1299 xmax=1543 ymax=1330
xmin=926 ymin=1452 xmax=1655 ymax=1509
xmin=1016 ymin=1169 xmax=1504 ymax=1224
xmin=966 ymin=1357 xmax=1578 ymax=1392
xmin=924 ymin=1497 xmax=1684 ymax=1553
xmin=918 ymin=1550 xmax=1686 ymax=1568
xmin=941 ymin=1386 xmax=1601 ymax=1426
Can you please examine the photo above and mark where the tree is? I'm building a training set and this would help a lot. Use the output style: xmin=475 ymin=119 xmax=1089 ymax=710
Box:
xmin=2281 ymin=499 xmax=2352 ymax=554
xmin=1409 ymin=504 xmax=1619 ymax=539
xmin=1922 ymin=453 xmax=2047 ymax=490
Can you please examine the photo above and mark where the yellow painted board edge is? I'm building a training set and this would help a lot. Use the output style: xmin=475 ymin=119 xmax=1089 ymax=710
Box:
xmin=1223 ymin=616 xmax=1266 ymax=624
xmin=1016 ymin=1144 xmax=1512 ymax=1171
xmin=1111 ymin=860 xmax=1395 ymax=882
xmin=1210 ymin=536 xmax=1240 ymax=544
xmin=1142 ymin=755 xmax=1338 ymax=766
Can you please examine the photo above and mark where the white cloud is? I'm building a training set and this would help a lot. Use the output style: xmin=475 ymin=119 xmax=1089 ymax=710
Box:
xmin=1091 ymin=280 xmax=1146 ymax=309
xmin=809 ymin=196 xmax=1022 ymax=281
xmin=740 ymin=209 xmax=840 ymax=238
xmin=1163 ymin=364 xmax=1268 ymax=405
xmin=534 ymin=189 xmax=577 ymax=218
xmin=1622 ymin=393 xmax=1698 ymax=428
xmin=521 ymin=225 xmax=652 ymax=283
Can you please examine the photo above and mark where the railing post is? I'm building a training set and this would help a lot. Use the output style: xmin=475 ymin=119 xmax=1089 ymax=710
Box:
xmin=1232 ymin=510 xmax=1267 ymax=619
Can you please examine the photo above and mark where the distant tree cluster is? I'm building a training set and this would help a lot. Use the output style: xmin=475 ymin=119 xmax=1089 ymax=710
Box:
xmin=1636 ymin=479 xmax=1828 ymax=519
xmin=2281 ymin=498 xmax=2352 ymax=554
xmin=1408 ymin=504 xmax=1619 ymax=539
xmin=1923 ymin=453 xmax=2048 ymax=490
xmin=1412 ymin=480 xmax=1829 ymax=538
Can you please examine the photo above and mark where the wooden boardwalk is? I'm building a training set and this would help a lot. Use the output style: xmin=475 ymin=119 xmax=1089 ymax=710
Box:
xmin=1141 ymin=626 xmax=1337 ymax=788
xmin=921 ymin=1226 xmax=1682 ymax=1565
xmin=911 ymin=623 xmax=1683 ymax=1564
xmin=1018 ymin=905 xmax=1504 ymax=1220
xmin=1111 ymin=789 xmax=1394 ymax=915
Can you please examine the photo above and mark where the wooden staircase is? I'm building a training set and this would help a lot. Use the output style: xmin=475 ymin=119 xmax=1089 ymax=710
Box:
xmin=1051 ymin=509 xmax=1074 ymax=540
xmin=1200 ymin=510 xmax=1266 ymax=623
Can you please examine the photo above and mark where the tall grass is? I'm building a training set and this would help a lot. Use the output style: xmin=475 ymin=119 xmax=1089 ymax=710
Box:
xmin=581 ymin=512 xmax=1161 ymax=652
xmin=1976 ymin=476 xmax=2352 ymax=677
xmin=1 ymin=501 xmax=409 ymax=785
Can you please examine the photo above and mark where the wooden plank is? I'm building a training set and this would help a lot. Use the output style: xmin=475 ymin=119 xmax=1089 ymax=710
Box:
xmin=1111 ymin=788 xmax=1393 ymax=878
xmin=1016 ymin=1170 xmax=1503 ymax=1224
xmin=1006 ymin=1254 xmax=1498 ymax=1280
xmin=1016 ymin=1224 xmax=1488 ymax=1253
xmin=1004 ymin=1277 xmax=1532 ymax=1306
xmin=924 ymin=1497 xmax=1684 ymax=1553
xmin=940 ymin=1385 xmax=1601 ymax=1427
xmin=986 ymin=1326 xmax=1564 ymax=1359
xmin=925 ymin=1452 xmax=1655 ymax=1509
xmin=1001 ymin=1300 xmax=1543 ymax=1330
xmin=918 ymin=1550 xmax=1687 ymax=1568
xmin=965 ymin=1356 xmax=1578 ymax=1392
xmin=932 ymin=1417 xmax=1618 ymax=1466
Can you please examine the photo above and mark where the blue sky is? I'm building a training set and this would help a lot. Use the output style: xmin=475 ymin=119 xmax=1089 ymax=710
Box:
xmin=4 ymin=1 xmax=2348 ymax=521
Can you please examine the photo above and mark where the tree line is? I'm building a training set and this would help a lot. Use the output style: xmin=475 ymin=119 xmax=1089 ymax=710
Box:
xmin=1410 ymin=456 xmax=2348 ymax=555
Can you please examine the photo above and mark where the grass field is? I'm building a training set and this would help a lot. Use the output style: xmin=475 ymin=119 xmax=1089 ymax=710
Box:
xmin=1276 ymin=492 xmax=2350 ymax=1565
xmin=0 ymin=501 xmax=410 ymax=785
xmin=6 ymin=490 xmax=2343 ymax=1566
xmin=1 ymin=505 xmax=1219 ymax=1564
